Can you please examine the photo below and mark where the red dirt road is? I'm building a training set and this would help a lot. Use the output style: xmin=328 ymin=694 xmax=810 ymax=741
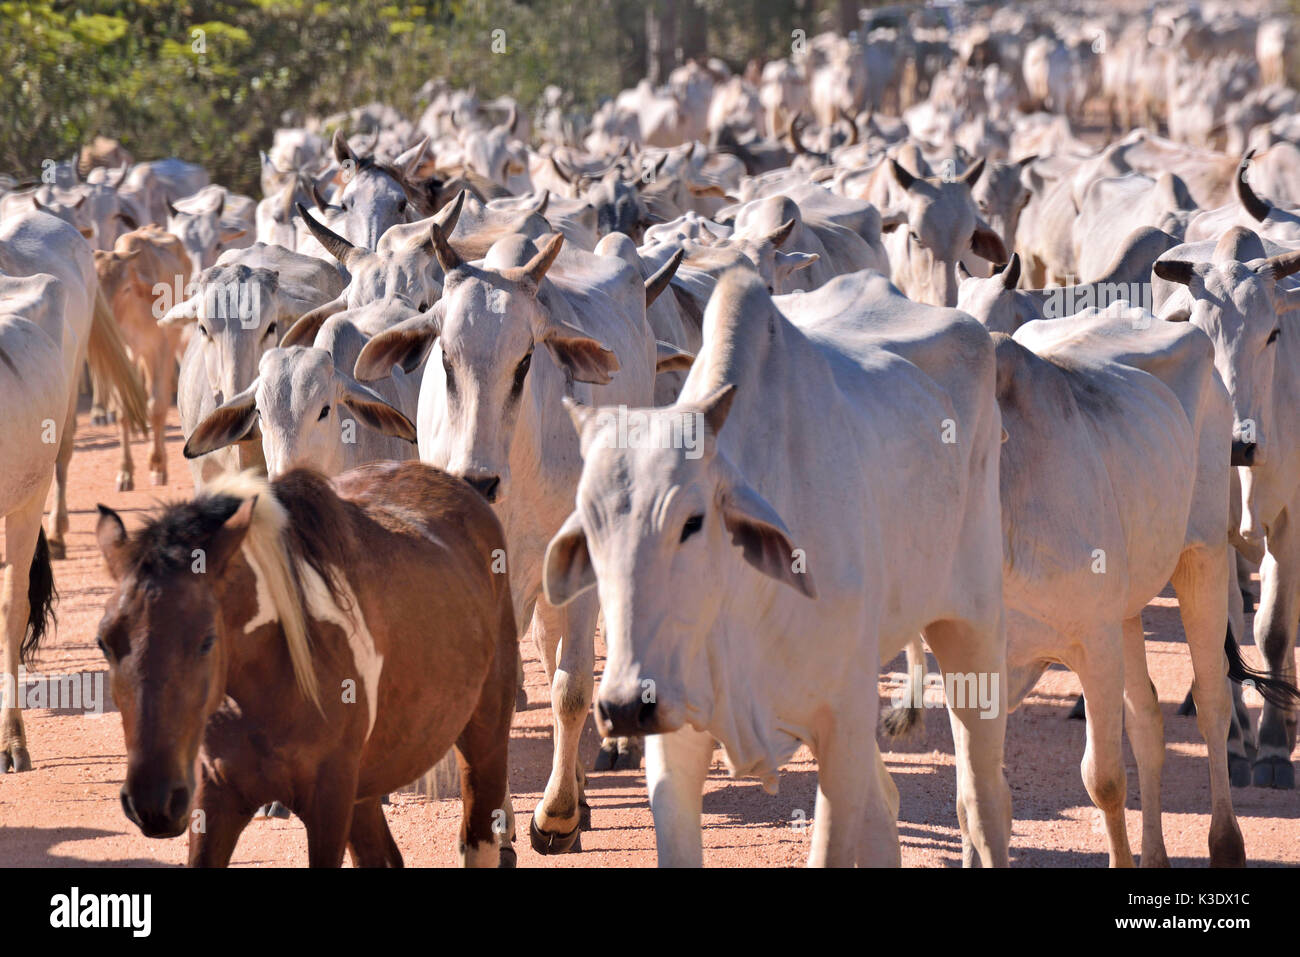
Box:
xmin=1 ymin=407 xmax=1296 ymax=866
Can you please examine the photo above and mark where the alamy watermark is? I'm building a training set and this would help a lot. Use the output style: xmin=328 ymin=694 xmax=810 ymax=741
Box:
xmin=890 ymin=666 xmax=1001 ymax=719
xmin=0 ymin=668 xmax=107 ymax=715
xmin=591 ymin=406 xmax=706 ymax=459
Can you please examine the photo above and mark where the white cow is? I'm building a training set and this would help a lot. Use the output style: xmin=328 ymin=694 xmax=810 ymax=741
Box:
xmin=355 ymin=227 xmax=674 ymax=854
xmin=0 ymin=272 xmax=67 ymax=773
xmin=1155 ymin=228 xmax=1300 ymax=788
xmin=542 ymin=269 xmax=1011 ymax=867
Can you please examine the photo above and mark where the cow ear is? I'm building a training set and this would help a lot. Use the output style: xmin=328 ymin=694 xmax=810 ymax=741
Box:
xmin=777 ymin=250 xmax=818 ymax=273
xmin=96 ymin=505 xmax=130 ymax=581
xmin=719 ymin=478 xmax=817 ymax=599
xmin=971 ymin=224 xmax=1007 ymax=263
xmin=184 ymin=382 xmax=259 ymax=458
xmin=543 ymin=511 xmax=596 ymax=607
xmin=220 ymin=224 xmax=247 ymax=244
xmin=1276 ymin=287 xmax=1300 ymax=315
xmin=159 ymin=295 xmax=199 ymax=327
xmin=537 ymin=315 xmax=620 ymax=385
xmin=655 ymin=339 xmax=695 ymax=374
xmin=956 ymin=260 xmax=974 ymax=281
xmin=281 ymin=296 xmax=346 ymax=347
xmin=354 ymin=315 xmax=440 ymax=381
xmin=337 ymin=375 xmax=418 ymax=442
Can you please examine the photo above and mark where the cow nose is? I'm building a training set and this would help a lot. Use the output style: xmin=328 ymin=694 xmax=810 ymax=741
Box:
xmin=464 ymin=473 xmax=501 ymax=503
xmin=597 ymin=696 xmax=661 ymax=736
xmin=1231 ymin=440 xmax=1257 ymax=467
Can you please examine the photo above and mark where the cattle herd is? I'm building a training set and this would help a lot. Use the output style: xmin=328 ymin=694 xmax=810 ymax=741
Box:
xmin=2 ymin=0 xmax=1300 ymax=869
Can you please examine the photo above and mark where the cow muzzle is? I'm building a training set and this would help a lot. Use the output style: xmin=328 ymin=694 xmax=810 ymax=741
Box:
xmin=121 ymin=778 xmax=191 ymax=839
xmin=595 ymin=689 xmax=677 ymax=737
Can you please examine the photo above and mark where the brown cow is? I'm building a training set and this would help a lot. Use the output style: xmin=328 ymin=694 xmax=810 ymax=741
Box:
xmin=94 ymin=225 xmax=191 ymax=490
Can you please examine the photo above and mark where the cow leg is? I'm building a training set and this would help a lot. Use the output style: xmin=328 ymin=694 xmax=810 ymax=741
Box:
xmin=923 ymin=617 xmax=1012 ymax=868
xmin=1226 ymin=556 xmax=1256 ymax=785
xmin=530 ymin=591 xmax=596 ymax=853
xmin=115 ymin=405 xmax=135 ymax=492
xmin=1071 ymin=632 xmax=1134 ymax=867
xmin=1172 ymin=545 xmax=1246 ymax=866
xmin=645 ymin=725 xmax=714 ymax=867
xmin=44 ymin=404 xmax=76 ymax=559
xmin=1 ymin=494 xmax=48 ymax=773
xmin=809 ymin=712 xmax=893 ymax=867
xmin=346 ymin=797 xmax=403 ymax=867
xmin=1121 ymin=614 xmax=1169 ymax=867
xmin=1252 ymin=521 xmax=1299 ymax=789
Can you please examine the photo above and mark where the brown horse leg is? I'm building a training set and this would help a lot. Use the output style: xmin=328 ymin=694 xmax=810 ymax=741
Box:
xmin=346 ymin=797 xmax=403 ymax=867
xmin=188 ymin=780 xmax=254 ymax=867
xmin=455 ymin=610 xmax=516 ymax=868
xmin=300 ymin=761 xmax=359 ymax=867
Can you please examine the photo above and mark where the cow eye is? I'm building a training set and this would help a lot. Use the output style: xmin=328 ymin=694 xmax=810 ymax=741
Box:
xmin=680 ymin=514 xmax=704 ymax=542
xmin=263 ymin=322 xmax=277 ymax=340
xmin=96 ymin=636 xmax=113 ymax=660
xmin=909 ymin=230 xmax=921 ymax=244
xmin=199 ymin=325 xmax=212 ymax=341
xmin=512 ymin=351 xmax=532 ymax=394
xmin=318 ymin=405 xmax=330 ymax=421
xmin=396 ymin=198 xmax=407 ymax=215
xmin=1267 ymin=328 xmax=1280 ymax=344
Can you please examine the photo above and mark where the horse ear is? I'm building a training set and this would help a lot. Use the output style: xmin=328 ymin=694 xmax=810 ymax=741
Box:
xmin=207 ymin=497 xmax=258 ymax=575
xmin=96 ymin=505 xmax=130 ymax=581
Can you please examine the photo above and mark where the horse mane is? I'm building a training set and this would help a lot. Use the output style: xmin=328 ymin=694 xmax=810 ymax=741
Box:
xmin=128 ymin=469 xmax=355 ymax=713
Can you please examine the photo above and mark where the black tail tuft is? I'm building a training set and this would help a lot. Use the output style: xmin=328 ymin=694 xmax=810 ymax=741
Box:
xmin=20 ymin=528 xmax=57 ymax=667
xmin=1225 ymin=623 xmax=1299 ymax=710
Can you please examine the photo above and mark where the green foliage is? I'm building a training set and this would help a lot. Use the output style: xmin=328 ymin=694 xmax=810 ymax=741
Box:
xmin=1 ymin=0 xmax=854 ymax=195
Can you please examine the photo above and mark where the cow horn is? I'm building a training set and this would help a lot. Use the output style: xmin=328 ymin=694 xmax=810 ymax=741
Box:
xmin=550 ymin=155 xmax=574 ymax=183
xmin=166 ymin=199 xmax=179 ymax=219
xmin=1265 ymin=248 xmax=1300 ymax=281
xmin=787 ymin=114 xmax=807 ymax=155
xmin=433 ymin=188 xmax=466 ymax=235
xmin=507 ymin=103 xmax=519 ymax=136
xmin=1236 ymin=151 xmax=1270 ymax=223
xmin=959 ymin=157 xmax=986 ymax=186
xmin=1153 ymin=259 xmax=1196 ymax=286
xmin=645 ymin=247 xmax=684 ymax=307
xmin=296 ymin=203 xmax=359 ymax=266
xmin=839 ymin=107 xmax=859 ymax=146
xmin=532 ymin=189 xmax=549 ymax=217
xmin=429 ymin=220 xmax=463 ymax=274
xmin=1002 ymin=252 xmax=1021 ymax=289
xmin=520 ymin=232 xmax=564 ymax=285
xmin=768 ymin=218 xmax=797 ymax=249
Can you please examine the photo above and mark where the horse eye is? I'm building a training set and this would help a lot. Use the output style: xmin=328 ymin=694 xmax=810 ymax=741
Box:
xmin=1267 ymin=328 xmax=1280 ymax=344
xmin=318 ymin=404 xmax=330 ymax=421
xmin=96 ymin=637 xmax=112 ymax=660
xmin=199 ymin=633 xmax=216 ymax=655
xmin=680 ymin=514 xmax=704 ymax=542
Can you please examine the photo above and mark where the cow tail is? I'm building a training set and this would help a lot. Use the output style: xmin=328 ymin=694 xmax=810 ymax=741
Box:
xmin=88 ymin=286 xmax=150 ymax=436
xmin=1225 ymin=621 xmax=1300 ymax=710
xmin=20 ymin=528 xmax=58 ymax=667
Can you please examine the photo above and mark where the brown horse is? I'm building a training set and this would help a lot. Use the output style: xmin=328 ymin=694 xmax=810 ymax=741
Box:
xmin=94 ymin=462 xmax=518 ymax=867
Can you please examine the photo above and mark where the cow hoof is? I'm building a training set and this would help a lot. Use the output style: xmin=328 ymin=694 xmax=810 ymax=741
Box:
xmin=515 ymin=685 xmax=530 ymax=713
xmin=593 ymin=741 xmax=618 ymax=772
xmin=1 ymin=745 xmax=31 ymax=773
xmin=1176 ymin=690 xmax=1196 ymax=717
xmin=1229 ymin=755 xmax=1252 ymax=787
xmin=497 ymin=845 xmax=517 ymax=869
xmin=529 ymin=815 xmax=581 ymax=855
xmin=1067 ymin=694 xmax=1086 ymax=720
xmin=106 ymin=410 xmax=117 ymax=425
xmin=90 ymin=411 xmax=107 ymax=426
xmin=267 ymin=801 xmax=291 ymax=818
xmin=579 ymin=799 xmax=592 ymax=831
xmin=116 ymin=474 xmax=134 ymax=492
xmin=151 ymin=471 xmax=167 ymax=487
xmin=46 ymin=539 xmax=66 ymax=561
xmin=613 ymin=741 xmax=643 ymax=771
xmin=1253 ymin=757 xmax=1295 ymax=789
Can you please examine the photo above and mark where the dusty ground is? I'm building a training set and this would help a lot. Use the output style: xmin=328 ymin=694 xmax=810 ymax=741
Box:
xmin=1 ymin=406 xmax=1296 ymax=867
